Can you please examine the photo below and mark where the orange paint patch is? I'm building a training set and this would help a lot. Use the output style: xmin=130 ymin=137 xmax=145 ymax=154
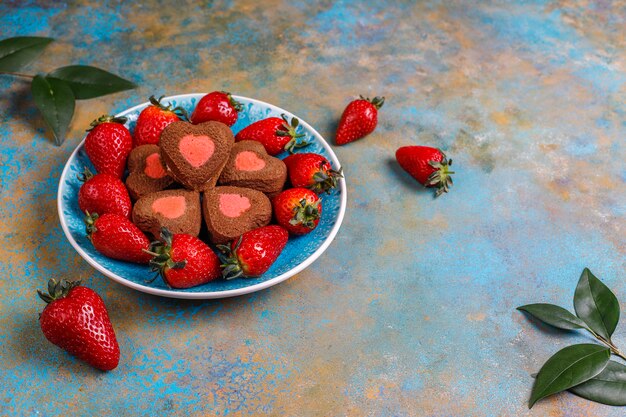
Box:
xmin=151 ymin=196 xmax=186 ymax=219
xmin=179 ymin=135 xmax=214 ymax=167
xmin=466 ymin=312 xmax=486 ymax=321
xmin=235 ymin=151 xmax=266 ymax=171
xmin=144 ymin=153 xmax=167 ymax=178
xmin=490 ymin=111 xmax=510 ymax=126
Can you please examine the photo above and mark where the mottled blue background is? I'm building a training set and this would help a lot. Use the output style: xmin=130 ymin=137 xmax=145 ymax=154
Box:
xmin=0 ymin=1 xmax=624 ymax=416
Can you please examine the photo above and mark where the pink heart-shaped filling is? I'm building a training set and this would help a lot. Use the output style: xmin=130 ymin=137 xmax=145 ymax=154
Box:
xmin=144 ymin=153 xmax=167 ymax=179
xmin=235 ymin=151 xmax=266 ymax=171
xmin=219 ymin=193 xmax=251 ymax=218
xmin=179 ymin=135 xmax=214 ymax=168
xmin=151 ymin=196 xmax=186 ymax=219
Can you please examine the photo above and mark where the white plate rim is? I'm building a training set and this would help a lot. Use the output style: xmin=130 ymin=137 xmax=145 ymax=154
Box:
xmin=57 ymin=93 xmax=347 ymax=300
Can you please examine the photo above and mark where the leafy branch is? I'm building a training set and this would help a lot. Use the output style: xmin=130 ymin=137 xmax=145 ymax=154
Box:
xmin=518 ymin=268 xmax=626 ymax=407
xmin=0 ymin=36 xmax=136 ymax=145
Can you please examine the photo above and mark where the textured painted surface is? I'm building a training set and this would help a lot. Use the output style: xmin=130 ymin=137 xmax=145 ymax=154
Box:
xmin=0 ymin=1 xmax=624 ymax=416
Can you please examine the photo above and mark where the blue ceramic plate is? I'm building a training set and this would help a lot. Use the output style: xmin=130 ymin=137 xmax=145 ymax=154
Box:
xmin=58 ymin=94 xmax=347 ymax=299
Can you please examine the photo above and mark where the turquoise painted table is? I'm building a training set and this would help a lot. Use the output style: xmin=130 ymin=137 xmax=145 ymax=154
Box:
xmin=1 ymin=1 xmax=624 ymax=416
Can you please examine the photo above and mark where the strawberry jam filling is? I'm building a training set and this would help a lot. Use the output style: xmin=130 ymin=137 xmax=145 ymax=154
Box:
xmin=235 ymin=151 xmax=265 ymax=171
xmin=144 ymin=153 xmax=167 ymax=179
xmin=179 ymin=135 xmax=214 ymax=168
xmin=151 ymin=196 xmax=186 ymax=219
xmin=219 ymin=193 xmax=251 ymax=218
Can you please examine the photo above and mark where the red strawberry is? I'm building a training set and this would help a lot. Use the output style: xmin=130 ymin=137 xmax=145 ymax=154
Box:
xmin=235 ymin=114 xmax=309 ymax=155
xmin=218 ymin=225 xmax=288 ymax=278
xmin=84 ymin=115 xmax=132 ymax=178
xmin=190 ymin=91 xmax=242 ymax=126
xmin=273 ymin=188 xmax=322 ymax=235
xmin=335 ymin=95 xmax=384 ymax=145
xmin=133 ymin=95 xmax=187 ymax=147
xmin=395 ymin=146 xmax=454 ymax=197
xmin=283 ymin=152 xmax=342 ymax=194
xmin=38 ymin=278 xmax=120 ymax=371
xmin=85 ymin=212 xmax=152 ymax=263
xmin=146 ymin=228 xmax=221 ymax=288
xmin=78 ymin=168 xmax=131 ymax=218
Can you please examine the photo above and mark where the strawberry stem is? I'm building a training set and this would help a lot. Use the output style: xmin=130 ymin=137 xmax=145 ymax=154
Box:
xmin=427 ymin=154 xmax=454 ymax=197
xmin=149 ymin=95 xmax=189 ymax=121
xmin=37 ymin=279 xmax=81 ymax=304
xmin=86 ymin=114 xmax=128 ymax=131
xmin=77 ymin=166 xmax=94 ymax=182
xmin=359 ymin=95 xmax=385 ymax=110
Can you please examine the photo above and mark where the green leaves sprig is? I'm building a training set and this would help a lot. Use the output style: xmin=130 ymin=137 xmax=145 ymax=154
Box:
xmin=0 ymin=36 xmax=136 ymax=145
xmin=518 ymin=268 xmax=626 ymax=407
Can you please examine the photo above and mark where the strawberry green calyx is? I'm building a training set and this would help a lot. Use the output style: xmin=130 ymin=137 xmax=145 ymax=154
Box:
xmin=77 ymin=166 xmax=95 ymax=182
xmin=86 ymin=114 xmax=128 ymax=131
xmin=290 ymin=198 xmax=320 ymax=229
xmin=216 ymin=237 xmax=244 ymax=280
xmin=428 ymin=153 xmax=455 ymax=197
xmin=37 ymin=278 xmax=81 ymax=304
xmin=143 ymin=228 xmax=187 ymax=283
xmin=359 ymin=95 xmax=385 ymax=110
xmin=277 ymin=114 xmax=310 ymax=153
xmin=84 ymin=211 xmax=99 ymax=237
xmin=149 ymin=95 xmax=189 ymax=121
xmin=221 ymin=91 xmax=243 ymax=112
xmin=312 ymin=163 xmax=343 ymax=194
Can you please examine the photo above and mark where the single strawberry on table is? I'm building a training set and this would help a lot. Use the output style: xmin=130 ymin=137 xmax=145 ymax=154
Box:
xmin=273 ymin=187 xmax=322 ymax=235
xmin=85 ymin=212 xmax=152 ymax=263
xmin=218 ymin=225 xmax=288 ymax=278
xmin=395 ymin=146 xmax=454 ymax=197
xmin=134 ymin=95 xmax=187 ymax=147
xmin=190 ymin=91 xmax=242 ymax=126
xmin=84 ymin=115 xmax=132 ymax=178
xmin=146 ymin=228 xmax=221 ymax=288
xmin=235 ymin=114 xmax=309 ymax=155
xmin=335 ymin=95 xmax=384 ymax=145
xmin=78 ymin=168 xmax=131 ymax=218
xmin=283 ymin=152 xmax=342 ymax=194
xmin=38 ymin=278 xmax=120 ymax=371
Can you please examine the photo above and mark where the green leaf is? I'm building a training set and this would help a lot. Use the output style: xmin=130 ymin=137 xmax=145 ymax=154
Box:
xmin=574 ymin=268 xmax=620 ymax=341
xmin=47 ymin=65 xmax=136 ymax=99
xmin=0 ymin=36 xmax=53 ymax=72
xmin=518 ymin=303 xmax=587 ymax=331
xmin=529 ymin=344 xmax=610 ymax=408
xmin=31 ymin=75 xmax=75 ymax=146
xmin=569 ymin=360 xmax=626 ymax=406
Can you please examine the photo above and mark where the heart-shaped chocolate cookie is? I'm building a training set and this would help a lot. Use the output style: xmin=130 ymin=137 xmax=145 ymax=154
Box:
xmin=160 ymin=121 xmax=234 ymax=191
xmin=218 ymin=140 xmax=287 ymax=197
xmin=125 ymin=145 xmax=175 ymax=200
xmin=132 ymin=189 xmax=201 ymax=238
xmin=202 ymin=186 xmax=271 ymax=244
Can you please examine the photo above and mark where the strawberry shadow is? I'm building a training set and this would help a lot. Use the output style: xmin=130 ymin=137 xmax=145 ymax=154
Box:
xmin=384 ymin=157 xmax=434 ymax=197
xmin=14 ymin=310 xmax=105 ymax=377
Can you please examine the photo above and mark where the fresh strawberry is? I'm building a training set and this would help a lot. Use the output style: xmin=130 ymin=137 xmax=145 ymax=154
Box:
xmin=283 ymin=152 xmax=342 ymax=194
xmin=133 ymin=95 xmax=187 ymax=147
xmin=84 ymin=115 xmax=132 ymax=178
xmin=78 ymin=168 xmax=131 ymax=218
xmin=335 ymin=95 xmax=384 ymax=145
xmin=218 ymin=225 xmax=288 ymax=278
xmin=235 ymin=114 xmax=309 ymax=155
xmin=38 ymin=278 xmax=120 ymax=371
xmin=273 ymin=188 xmax=322 ymax=235
xmin=395 ymin=146 xmax=454 ymax=197
xmin=85 ymin=212 xmax=152 ymax=263
xmin=146 ymin=228 xmax=221 ymax=288
xmin=190 ymin=91 xmax=242 ymax=126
